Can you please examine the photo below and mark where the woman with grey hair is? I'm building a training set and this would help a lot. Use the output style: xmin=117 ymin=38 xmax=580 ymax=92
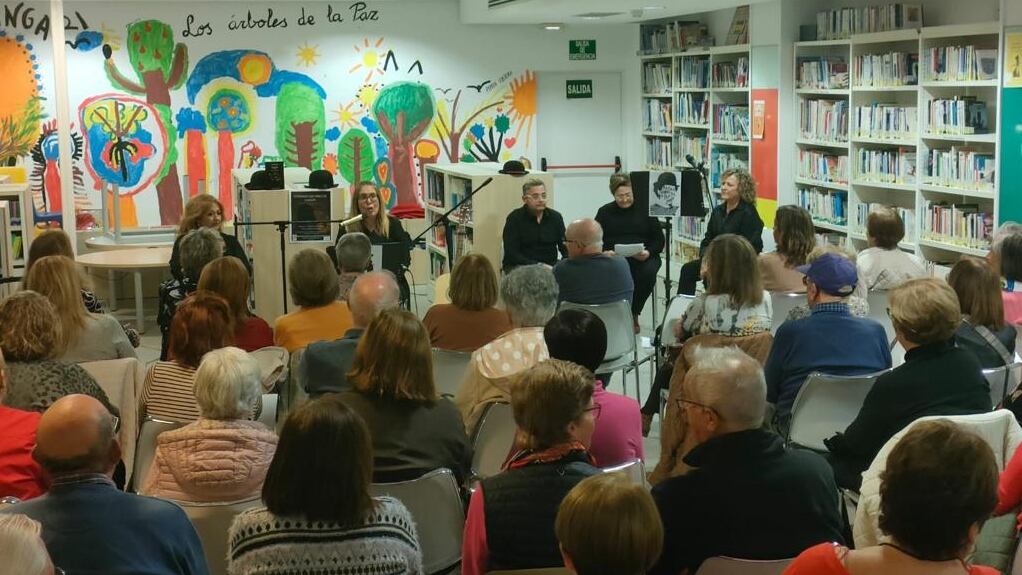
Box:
xmin=0 ymin=514 xmax=52 ymax=575
xmin=454 ymin=264 xmax=558 ymax=433
xmin=274 ymin=249 xmax=353 ymax=352
xmin=334 ymin=232 xmax=372 ymax=300
xmin=141 ymin=347 xmax=277 ymax=502
xmin=158 ymin=227 xmax=225 ymax=360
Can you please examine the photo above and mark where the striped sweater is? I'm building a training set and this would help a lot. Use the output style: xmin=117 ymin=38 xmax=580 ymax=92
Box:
xmin=140 ymin=361 xmax=199 ymax=422
xmin=227 ymin=496 xmax=422 ymax=575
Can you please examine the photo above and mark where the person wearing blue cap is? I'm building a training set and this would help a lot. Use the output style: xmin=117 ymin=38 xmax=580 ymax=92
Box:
xmin=764 ymin=252 xmax=892 ymax=429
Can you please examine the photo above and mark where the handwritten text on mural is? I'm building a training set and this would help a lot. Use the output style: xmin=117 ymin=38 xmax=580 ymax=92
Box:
xmin=183 ymin=2 xmax=379 ymax=38
xmin=3 ymin=2 xmax=89 ymax=41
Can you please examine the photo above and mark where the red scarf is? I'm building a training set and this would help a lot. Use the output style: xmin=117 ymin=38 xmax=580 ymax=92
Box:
xmin=504 ymin=441 xmax=595 ymax=471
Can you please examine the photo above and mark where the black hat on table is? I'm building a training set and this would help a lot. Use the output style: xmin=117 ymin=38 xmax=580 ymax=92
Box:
xmin=305 ymin=169 xmax=337 ymax=189
xmin=244 ymin=170 xmax=272 ymax=190
xmin=498 ymin=160 xmax=529 ymax=176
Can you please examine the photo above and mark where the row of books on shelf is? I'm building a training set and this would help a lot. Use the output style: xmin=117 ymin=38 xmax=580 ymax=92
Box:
xmin=713 ymin=58 xmax=749 ymax=88
xmin=798 ymin=150 xmax=849 ymax=184
xmin=816 ymin=4 xmax=922 ymax=40
xmin=710 ymin=151 xmax=748 ymax=187
xmin=448 ymin=177 xmax=473 ymax=221
xmin=3 ymin=200 xmax=21 ymax=227
xmin=640 ymin=21 xmax=711 ymax=54
xmin=922 ymin=45 xmax=999 ymax=83
xmin=798 ymin=186 xmax=848 ymax=225
xmin=676 ymin=93 xmax=709 ymax=125
xmin=800 ymin=99 xmax=848 ymax=142
xmin=678 ymin=215 xmax=704 ymax=240
xmin=713 ymin=104 xmax=750 ymax=142
xmin=854 ymin=148 xmax=916 ymax=185
xmin=430 ymin=223 xmax=475 ymax=259
xmin=645 ymin=139 xmax=672 ymax=169
xmin=644 ymin=99 xmax=673 ymax=133
xmin=678 ymin=57 xmax=710 ymax=89
xmin=852 ymin=104 xmax=916 ymax=140
xmin=853 ymin=52 xmax=918 ymax=87
xmin=676 ymin=135 xmax=708 ymax=166
xmin=855 ymin=204 xmax=915 ymax=242
xmin=797 ymin=57 xmax=849 ymax=90
xmin=643 ymin=63 xmax=671 ymax=93
xmin=429 ymin=252 xmax=448 ymax=280
xmin=923 ymin=147 xmax=995 ymax=190
xmin=425 ymin=171 xmax=446 ymax=208
xmin=922 ymin=201 xmax=992 ymax=249
xmin=926 ymin=97 xmax=989 ymax=135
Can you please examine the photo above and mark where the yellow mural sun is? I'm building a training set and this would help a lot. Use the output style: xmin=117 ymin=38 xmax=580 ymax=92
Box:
xmin=350 ymin=37 xmax=387 ymax=83
xmin=296 ymin=42 xmax=320 ymax=68
xmin=332 ymin=100 xmax=361 ymax=130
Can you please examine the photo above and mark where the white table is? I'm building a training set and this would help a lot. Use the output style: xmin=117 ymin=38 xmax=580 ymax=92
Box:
xmin=76 ymin=247 xmax=172 ymax=333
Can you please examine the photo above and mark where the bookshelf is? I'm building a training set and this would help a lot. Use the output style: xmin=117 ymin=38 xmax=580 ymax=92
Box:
xmin=791 ymin=20 xmax=1000 ymax=265
xmin=422 ymin=163 xmax=554 ymax=284
xmin=0 ymin=183 xmax=33 ymax=287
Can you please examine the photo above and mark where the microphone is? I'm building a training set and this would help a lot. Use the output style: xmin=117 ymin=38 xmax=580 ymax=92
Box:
xmin=479 ymin=176 xmax=494 ymax=188
xmin=340 ymin=213 xmax=364 ymax=227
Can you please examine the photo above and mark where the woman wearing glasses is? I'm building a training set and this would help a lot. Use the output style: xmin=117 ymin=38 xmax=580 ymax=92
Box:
xmin=335 ymin=181 xmax=412 ymax=304
xmin=595 ymin=173 xmax=665 ymax=324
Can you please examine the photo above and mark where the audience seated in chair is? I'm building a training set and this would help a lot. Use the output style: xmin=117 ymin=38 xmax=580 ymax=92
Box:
xmin=159 ymin=227 xmax=225 ymax=360
xmin=228 ymin=396 xmax=421 ymax=575
xmin=338 ymin=308 xmax=470 ymax=484
xmin=142 ymin=292 xmax=235 ymax=422
xmin=0 ymin=514 xmax=54 ymax=575
xmin=273 ymin=249 xmax=353 ymax=353
xmin=0 ymin=395 xmax=208 ymax=575
xmin=455 ymin=264 xmax=557 ymax=434
xmin=333 ymin=231 xmax=373 ymax=301
xmin=824 ymin=278 xmax=991 ymax=491
xmin=784 ymin=245 xmax=870 ymax=322
xmin=787 ymin=420 xmax=999 ymax=575
xmin=856 ymin=206 xmax=927 ymax=291
xmin=988 ymin=223 xmax=1022 ymax=325
xmin=544 ymin=308 xmax=644 ymax=467
xmin=553 ymin=218 xmax=634 ymax=317
xmin=301 ymin=271 xmax=400 ymax=399
xmin=141 ymin=347 xmax=276 ymax=502
xmin=758 ymin=205 xmax=815 ymax=293
xmin=765 ymin=253 xmax=891 ymax=427
xmin=0 ymin=291 xmax=117 ymax=417
xmin=555 ymin=472 xmax=663 ymax=575
xmin=649 ymin=346 xmax=843 ymax=575
xmin=198 ymin=257 xmax=274 ymax=352
xmin=423 ymin=253 xmax=513 ymax=352
xmin=0 ymin=349 xmax=47 ymax=501
xmin=948 ymin=257 xmax=1017 ymax=369
xmin=462 ymin=360 xmax=601 ymax=575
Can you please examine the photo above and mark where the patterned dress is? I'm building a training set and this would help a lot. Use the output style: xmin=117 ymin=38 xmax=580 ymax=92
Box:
xmin=679 ymin=290 xmax=773 ymax=338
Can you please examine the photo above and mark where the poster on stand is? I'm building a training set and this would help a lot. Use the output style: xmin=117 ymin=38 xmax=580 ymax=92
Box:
xmin=289 ymin=189 xmax=332 ymax=243
xmin=649 ymin=171 xmax=682 ymax=218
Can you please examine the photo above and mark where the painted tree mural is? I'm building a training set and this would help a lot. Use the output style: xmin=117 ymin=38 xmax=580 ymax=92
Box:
xmin=103 ymin=20 xmax=188 ymax=224
xmin=0 ymin=33 xmax=44 ymax=165
xmin=207 ymin=89 xmax=252 ymax=217
xmin=431 ymin=88 xmax=502 ymax=163
xmin=176 ymin=107 xmax=207 ymax=198
xmin=337 ymin=128 xmax=375 ymax=187
xmin=467 ymin=114 xmax=511 ymax=162
xmin=275 ymin=82 xmax=325 ymax=170
xmin=371 ymin=81 xmax=435 ymax=215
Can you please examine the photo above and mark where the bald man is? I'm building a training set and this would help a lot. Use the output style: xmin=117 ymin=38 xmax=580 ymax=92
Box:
xmin=0 ymin=395 xmax=208 ymax=575
xmin=553 ymin=218 xmax=634 ymax=314
xmin=301 ymin=271 xmax=401 ymax=398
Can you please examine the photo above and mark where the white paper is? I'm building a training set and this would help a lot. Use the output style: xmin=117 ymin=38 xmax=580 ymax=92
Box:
xmin=614 ymin=243 xmax=644 ymax=257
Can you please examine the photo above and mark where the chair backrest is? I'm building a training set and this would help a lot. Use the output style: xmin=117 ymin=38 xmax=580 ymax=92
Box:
xmin=890 ymin=339 xmax=906 ymax=368
xmin=659 ymin=294 xmax=696 ymax=348
xmin=434 ymin=273 xmax=452 ymax=305
xmin=602 ymin=458 xmax=646 ymax=487
xmin=487 ymin=569 xmax=571 ymax=575
xmin=769 ymin=292 xmax=805 ymax=333
xmin=787 ymin=370 xmax=887 ymax=451
xmin=984 ymin=364 xmax=1021 ymax=408
xmin=559 ymin=300 xmax=635 ymax=360
xmin=371 ymin=468 xmax=465 ymax=575
xmin=80 ymin=357 xmax=145 ymax=486
xmin=432 ymin=348 xmax=473 ymax=398
xmin=132 ymin=417 xmax=186 ymax=492
xmin=280 ymin=347 xmax=308 ymax=419
xmin=471 ymin=402 xmax=516 ymax=480
xmin=695 ymin=556 xmax=794 ymax=575
xmin=257 ymin=394 xmax=278 ymax=430
xmin=248 ymin=346 xmax=290 ymax=393
xmin=174 ymin=497 xmax=262 ymax=575
xmin=865 ymin=290 xmax=897 ymax=344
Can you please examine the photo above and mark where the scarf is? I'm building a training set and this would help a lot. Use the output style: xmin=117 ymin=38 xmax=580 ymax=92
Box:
xmin=504 ymin=440 xmax=595 ymax=471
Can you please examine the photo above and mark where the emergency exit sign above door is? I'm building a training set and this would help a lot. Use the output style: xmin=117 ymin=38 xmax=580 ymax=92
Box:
xmin=566 ymin=79 xmax=593 ymax=99
xmin=569 ymin=39 xmax=596 ymax=60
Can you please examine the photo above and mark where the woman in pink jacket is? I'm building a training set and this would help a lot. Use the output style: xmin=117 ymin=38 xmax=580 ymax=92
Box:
xmin=141 ymin=347 xmax=276 ymax=502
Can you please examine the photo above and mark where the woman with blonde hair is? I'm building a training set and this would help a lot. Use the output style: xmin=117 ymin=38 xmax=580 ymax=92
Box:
xmin=23 ymin=255 xmax=134 ymax=362
xmin=422 ymin=253 xmax=512 ymax=352
xmin=947 ymin=256 xmax=1016 ymax=369
xmin=339 ymin=308 xmax=470 ymax=483
xmin=169 ymin=194 xmax=250 ymax=282
xmin=334 ymin=181 xmax=412 ymax=304
xmin=759 ymin=205 xmax=816 ymax=292
xmin=0 ymin=514 xmax=53 ymax=575
xmin=198 ymin=256 xmax=274 ymax=351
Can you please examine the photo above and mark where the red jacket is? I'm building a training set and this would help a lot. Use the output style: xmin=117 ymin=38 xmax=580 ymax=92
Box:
xmin=0 ymin=404 xmax=47 ymax=500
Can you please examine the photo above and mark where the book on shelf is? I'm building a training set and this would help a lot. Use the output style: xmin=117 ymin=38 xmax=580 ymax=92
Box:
xmin=710 ymin=150 xmax=748 ymax=188
xmin=726 ymin=5 xmax=750 ymax=45
xmin=855 ymin=204 xmax=915 ymax=242
xmin=678 ymin=215 xmax=705 ymax=239
xmin=643 ymin=99 xmax=673 ymax=132
xmin=712 ymin=57 xmax=749 ymax=88
xmin=923 ymin=200 xmax=992 ymax=249
xmin=675 ymin=133 xmax=708 ymax=166
xmin=713 ymin=104 xmax=750 ymax=142
xmin=816 ymin=4 xmax=922 ymax=40
xmin=676 ymin=93 xmax=709 ymax=125
xmin=678 ymin=57 xmax=710 ymax=89
xmin=645 ymin=138 xmax=672 ymax=169
xmin=798 ymin=186 xmax=848 ymax=225
xmin=11 ymin=233 xmax=22 ymax=261
xmin=800 ymin=99 xmax=848 ymax=142
xmin=855 ymin=147 xmax=916 ymax=184
xmin=429 ymin=251 xmax=448 ymax=279
xmin=426 ymin=170 xmax=446 ymax=208
xmin=852 ymin=103 xmax=917 ymax=139
xmin=641 ymin=20 xmax=711 ymax=54
xmin=797 ymin=57 xmax=849 ymax=90
xmin=926 ymin=97 xmax=989 ymax=135
xmin=431 ymin=215 xmax=447 ymax=248
xmin=924 ymin=146 xmax=995 ymax=190
xmin=923 ymin=45 xmax=999 ymax=82
xmin=643 ymin=62 xmax=672 ymax=93
xmin=798 ymin=150 xmax=849 ymax=184
xmin=853 ymin=51 xmax=919 ymax=87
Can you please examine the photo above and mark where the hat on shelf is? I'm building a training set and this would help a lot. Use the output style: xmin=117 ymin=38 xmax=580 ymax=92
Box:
xmin=305 ymin=169 xmax=337 ymax=190
xmin=498 ymin=160 xmax=529 ymax=176
xmin=245 ymin=170 xmax=272 ymax=191
xmin=796 ymin=253 xmax=858 ymax=297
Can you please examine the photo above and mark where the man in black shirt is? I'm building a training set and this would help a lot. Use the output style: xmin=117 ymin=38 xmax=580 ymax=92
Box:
xmin=501 ymin=179 xmax=567 ymax=271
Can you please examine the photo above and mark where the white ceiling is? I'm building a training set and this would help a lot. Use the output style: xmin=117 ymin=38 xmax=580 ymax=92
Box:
xmin=459 ymin=0 xmax=769 ymax=25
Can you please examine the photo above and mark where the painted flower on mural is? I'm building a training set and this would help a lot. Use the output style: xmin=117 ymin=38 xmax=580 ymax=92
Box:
xmin=79 ymin=95 xmax=162 ymax=195
xmin=466 ymin=113 xmax=511 ymax=162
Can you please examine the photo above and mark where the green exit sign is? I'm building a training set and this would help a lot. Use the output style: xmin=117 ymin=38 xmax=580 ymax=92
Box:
xmin=566 ymin=79 xmax=593 ymax=99
xmin=569 ymin=39 xmax=596 ymax=60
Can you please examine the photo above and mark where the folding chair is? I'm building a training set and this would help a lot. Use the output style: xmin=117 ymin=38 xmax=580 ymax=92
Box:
xmin=769 ymin=292 xmax=805 ymax=333
xmin=786 ymin=370 xmax=888 ymax=451
xmin=560 ymin=300 xmax=654 ymax=400
xmin=470 ymin=402 xmax=516 ymax=481
xmin=174 ymin=497 xmax=262 ymax=575
xmin=131 ymin=417 xmax=186 ymax=492
xmin=695 ymin=557 xmax=793 ymax=575
xmin=432 ymin=348 xmax=473 ymax=398
xmin=602 ymin=458 xmax=646 ymax=487
xmin=865 ymin=290 xmax=896 ymax=346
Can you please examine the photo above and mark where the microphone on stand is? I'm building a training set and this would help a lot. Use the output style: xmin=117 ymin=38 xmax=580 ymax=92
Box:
xmin=339 ymin=213 xmax=364 ymax=227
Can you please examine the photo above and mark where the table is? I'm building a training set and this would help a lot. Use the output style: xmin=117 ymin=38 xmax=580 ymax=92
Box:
xmin=76 ymin=247 xmax=172 ymax=333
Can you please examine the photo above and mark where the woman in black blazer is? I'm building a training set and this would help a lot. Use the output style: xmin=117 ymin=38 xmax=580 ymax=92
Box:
xmin=169 ymin=194 xmax=251 ymax=282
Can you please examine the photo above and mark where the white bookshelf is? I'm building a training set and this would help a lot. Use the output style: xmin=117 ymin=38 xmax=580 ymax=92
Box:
xmin=0 ymin=183 xmax=32 ymax=285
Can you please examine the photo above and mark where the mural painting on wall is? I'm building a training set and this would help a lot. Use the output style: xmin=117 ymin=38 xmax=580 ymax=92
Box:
xmin=0 ymin=30 xmax=43 ymax=167
xmin=29 ymin=119 xmax=88 ymax=226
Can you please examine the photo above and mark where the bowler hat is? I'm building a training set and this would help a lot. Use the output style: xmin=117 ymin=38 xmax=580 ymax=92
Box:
xmin=244 ymin=170 xmax=272 ymax=190
xmin=305 ymin=169 xmax=337 ymax=189
xmin=498 ymin=160 xmax=529 ymax=176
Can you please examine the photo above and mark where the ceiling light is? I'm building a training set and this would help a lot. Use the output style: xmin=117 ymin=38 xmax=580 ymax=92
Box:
xmin=643 ymin=5 xmax=666 ymax=9
xmin=543 ymin=23 xmax=563 ymax=31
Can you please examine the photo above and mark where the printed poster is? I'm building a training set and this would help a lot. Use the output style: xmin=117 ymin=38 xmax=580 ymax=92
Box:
xmin=752 ymin=100 xmax=766 ymax=139
xmin=1006 ymin=30 xmax=1022 ymax=88
xmin=289 ymin=189 xmax=332 ymax=243
xmin=649 ymin=170 xmax=681 ymax=218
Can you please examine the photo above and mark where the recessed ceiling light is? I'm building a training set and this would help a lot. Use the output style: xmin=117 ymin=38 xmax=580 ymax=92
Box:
xmin=543 ymin=23 xmax=563 ymax=31
xmin=643 ymin=5 xmax=665 ymax=9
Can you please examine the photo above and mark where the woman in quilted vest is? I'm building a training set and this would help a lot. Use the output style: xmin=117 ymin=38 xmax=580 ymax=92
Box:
xmin=141 ymin=347 xmax=276 ymax=502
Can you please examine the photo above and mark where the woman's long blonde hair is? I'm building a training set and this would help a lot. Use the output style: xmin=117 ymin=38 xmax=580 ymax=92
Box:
xmin=22 ymin=255 xmax=90 ymax=351
xmin=346 ymin=181 xmax=389 ymax=237
xmin=178 ymin=194 xmax=224 ymax=237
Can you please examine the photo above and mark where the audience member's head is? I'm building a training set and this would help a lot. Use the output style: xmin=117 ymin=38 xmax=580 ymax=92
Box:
xmin=948 ymin=256 xmax=1004 ymax=331
xmin=565 ymin=219 xmax=603 ymax=257
xmin=0 ymin=291 xmax=61 ymax=361
xmin=335 ymin=232 xmax=372 ymax=274
xmin=25 ymin=228 xmax=73 ymax=272
xmin=867 ymin=206 xmax=906 ymax=250
xmin=501 ymin=264 xmax=558 ymax=328
xmin=988 ymin=222 xmax=1022 ymax=277
xmin=167 ymin=291 xmax=235 ymax=369
xmin=511 ymin=359 xmax=596 ymax=451
xmin=22 ymin=255 xmax=89 ymax=352
xmin=348 ymin=308 xmax=435 ymax=402
xmin=193 ymin=347 xmax=261 ymax=421
xmin=449 ymin=253 xmax=500 ymax=312
xmin=262 ymin=395 xmax=374 ymax=524
xmin=348 ymin=271 xmax=401 ymax=328
xmin=703 ymin=234 xmax=763 ymax=308
xmin=889 ymin=278 xmax=960 ymax=349
xmin=999 ymin=232 xmax=1022 ymax=284
xmin=879 ymin=420 xmax=997 ymax=561
xmin=32 ymin=394 xmax=120 ymax=479
xmin=773 ymin=205 xmax=815 ymax=266
xmin=797 ymin=252 xmax=858 ymax=306
xmin=681 ymin=346 xmax=766 ymax=444
xmin=0 ymin=514 xmax=51 ymax=575
xmin=178 ymin=194 xmax=225 ymax=236
xmin=179 ymin=227 xmax=225 ymax=281
xmin=555 ymin=473 xmax=663 ymax=575
xmin=288 ymin=249 xmax=340 ymax=308
xmin=544 ymin=308 xmax=607 ymax=375
xmin=198 ymin=256 xmax=253 ymax=322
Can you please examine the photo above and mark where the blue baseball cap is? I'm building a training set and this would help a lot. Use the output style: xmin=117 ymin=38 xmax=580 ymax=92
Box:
xmin=796 ymin=253 xmax=858 ymax=296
